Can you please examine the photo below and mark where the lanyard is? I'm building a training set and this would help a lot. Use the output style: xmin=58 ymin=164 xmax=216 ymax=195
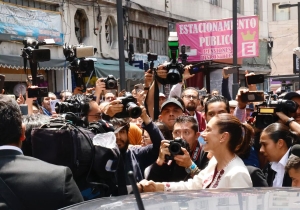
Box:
xmin=191 ymin=142 xmax=201 ymax=162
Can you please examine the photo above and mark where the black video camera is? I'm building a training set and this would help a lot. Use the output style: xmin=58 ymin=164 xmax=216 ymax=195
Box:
xmin=114 ymin=93 xmax=142 ymax=119
xmin=165 ymin=61 xmax=184 ymax=85
xmin=55 ymin=94 xmax=87 ymax=114
xmin=254 ymin=98 xmax=298 ymax=129
xmin=88 ymin=120 xmax=115 ymax=134
xmin=165 ymin=138 xmax=190 ymax=161
xmin=103 ymin=75 xmax=118 ymax=89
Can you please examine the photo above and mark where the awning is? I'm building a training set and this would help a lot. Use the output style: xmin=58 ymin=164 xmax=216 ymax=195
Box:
xmin=0 ymin=54 xmax=66 ymax=70
xmin=0 ymin=54 xmax=145 ymax=81
xmin=94 ymin=58 xmax=144 ymax=81
xmin=268 ymin=74 xmax=300 ymax=82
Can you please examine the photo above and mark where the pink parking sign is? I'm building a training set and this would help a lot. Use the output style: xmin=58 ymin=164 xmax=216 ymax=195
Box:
xmin=176 ymin=16 xmax=259 ymax=62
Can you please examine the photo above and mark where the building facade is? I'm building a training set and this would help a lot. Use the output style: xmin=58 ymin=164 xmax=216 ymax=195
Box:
xmin=0 ymin=0 xmax=270 ymax=95
xmin=268 ymin=0 xmax=300 ymax=91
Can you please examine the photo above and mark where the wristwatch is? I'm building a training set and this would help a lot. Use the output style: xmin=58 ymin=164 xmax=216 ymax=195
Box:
xmin=185 ymin=162 xmax=196 ymax=174
xmin=286 ymin=117 xmax=295 ymax=126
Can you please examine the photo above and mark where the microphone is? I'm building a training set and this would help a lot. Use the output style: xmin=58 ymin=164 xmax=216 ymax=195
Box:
xmin=128 ymin=171 xmax=145 ymax=210
xmin=291 ymin=145 xmax=300 ymax=157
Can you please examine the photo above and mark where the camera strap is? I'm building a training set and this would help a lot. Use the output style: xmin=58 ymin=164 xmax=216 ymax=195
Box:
xmin=191 ymin=142 xmax=201 ymax=162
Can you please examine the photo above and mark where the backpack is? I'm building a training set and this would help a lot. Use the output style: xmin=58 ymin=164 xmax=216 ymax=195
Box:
xmin=31 ymin=120 xmax=121 ymax=198
xmin=31 ymin=121 xmax=95 ymax=180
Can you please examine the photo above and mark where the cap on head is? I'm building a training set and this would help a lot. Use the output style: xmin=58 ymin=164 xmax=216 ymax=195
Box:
xmin=110 ymin=118 xmax=130 ymax=133
xmin=160 ymin=98 xmax=184 ymax=112
xmin=284 ymin=92 xmax=300 ymax=100
xmin=159 ymin=92 xmax=166 ymax=98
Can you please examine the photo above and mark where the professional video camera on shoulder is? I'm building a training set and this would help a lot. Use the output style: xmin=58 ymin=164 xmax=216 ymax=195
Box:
xmin=21 ymin=37 xmax=54 ymax=94
xmin=114 ymin=92 xmax=142 ymax=119
xmin=165 ymin=137 xmax=190 ymax=161
xmin=63 ymin=44 xmax=97 ymax=74
xmin=21 ymin=38 xmax=52 ymax=63
xmin=254 ymin=92 xmax=298 ymax=129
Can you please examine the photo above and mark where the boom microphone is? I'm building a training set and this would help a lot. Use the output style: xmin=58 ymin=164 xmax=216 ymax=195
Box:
xmin=291 ymin=145 xmax=300 ymax=158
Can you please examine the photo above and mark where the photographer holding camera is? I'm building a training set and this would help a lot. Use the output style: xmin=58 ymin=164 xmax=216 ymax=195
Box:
xmin=276 ymin=92 xmax=300 ymax=136
xmin=109 ymin=105 xmax=165 ymax=194
xmin=145 ymin=63 xmax=194 ymax=121
xmin=145 ymin=115 xmax=209 ymax=182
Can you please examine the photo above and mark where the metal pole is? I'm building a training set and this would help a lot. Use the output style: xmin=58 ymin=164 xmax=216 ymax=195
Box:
xmin=232 ymin=0 xmax=239 ymax=97
xmin=117 ymin=0 xmax=126 ymax=90
xmin=298 ymin=2 xmax=300 ymax=90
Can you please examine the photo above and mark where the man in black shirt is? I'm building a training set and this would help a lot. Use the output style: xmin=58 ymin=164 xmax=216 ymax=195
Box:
xmin=146 ymin=115 xmax=208 ymax=182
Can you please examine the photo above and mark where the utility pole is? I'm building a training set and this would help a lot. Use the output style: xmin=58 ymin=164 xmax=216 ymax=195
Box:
xmin=116 ymin=0 xmax=126 ymax=90
xmin=232 ymin=0 xmax=239 ymax=98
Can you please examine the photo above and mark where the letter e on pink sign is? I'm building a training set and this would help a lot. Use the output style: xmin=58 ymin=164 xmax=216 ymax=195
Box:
xmin=242 ymin=42 xmax=256 ymax=57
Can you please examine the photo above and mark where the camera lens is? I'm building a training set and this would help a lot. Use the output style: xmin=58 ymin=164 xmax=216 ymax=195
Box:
xmin=107 ymin=79 xmax=116 ymax=89
xmin=126 ymin=102 xmax=142 ymax=119
xmin=169 ymin=142 xmax=181 ymax=155
xmin=167 ymin=69 xmax=181 ymax=84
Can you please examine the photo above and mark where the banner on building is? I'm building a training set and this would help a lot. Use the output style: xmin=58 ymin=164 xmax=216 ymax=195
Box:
xmin=0 ymin=3 xmax=63 ymax=45
xmin=176 ymin=16 xmax=259 ymax=62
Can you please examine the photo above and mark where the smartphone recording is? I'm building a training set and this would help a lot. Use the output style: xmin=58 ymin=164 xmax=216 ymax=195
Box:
xmin=246 ymin=74 xmax=264 ymax=85
xmin=241 ymin=91 xmax=264 ymax=102
xmin=224 ymin=67 xmax=238 ymax=74
xmin=28 ymin=87 xmax=49 ymax=98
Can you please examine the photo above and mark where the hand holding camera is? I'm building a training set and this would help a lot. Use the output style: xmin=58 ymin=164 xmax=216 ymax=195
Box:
xmin=103 ymin=99 xmax=124 ymax=117
xmin=182 ymin=65 xmax=195 ymax=81
xmin=114 ymin=93 xmax=142 ymax=119
xmin=165 ymin=138 xmax=190 ymax=161
xmin=173 ymin=147 xmax=192 ymax=168
xmin=94 ymin=78 xmax=106 ymax=97
xmin=157 ymin=140 xmax=171 ymax=166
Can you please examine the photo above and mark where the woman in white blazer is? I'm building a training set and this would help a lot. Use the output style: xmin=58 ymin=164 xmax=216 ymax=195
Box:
xmin=140 ymin=113 xmax=253 ymax=192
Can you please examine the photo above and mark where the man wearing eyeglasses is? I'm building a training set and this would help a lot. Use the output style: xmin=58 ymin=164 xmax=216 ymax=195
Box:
xmin=145 ymin=115 xmax=208 ymax=182
xmin=181 ymin=87 xmax=206 ymax=132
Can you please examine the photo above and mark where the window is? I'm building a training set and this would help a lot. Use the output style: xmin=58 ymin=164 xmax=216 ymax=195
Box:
xmin=237 ymin=0 xmax=244 ymax=14
xmin=74 ymin=9 xmax=88 ymax=43
xmin=254 ymin=0 xmax=259 ymax=16
xmin=129 ymin=23 xmax=167 ymax=55
xmin=2 ymin=0 xmax=58 ymax=11
xmin=273 ymin=3 xmax=290 ymax=21
xmin=210 ymin=0 xmax=221 ymax=7
xmin=105 ymin=16 xmax=116 ymax=46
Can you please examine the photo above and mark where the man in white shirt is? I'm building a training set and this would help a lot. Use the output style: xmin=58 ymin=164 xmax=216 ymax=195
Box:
xmin=271 ymin=148 xmax=291 ymax=187
xmin=260 ymin=123 xmax=292 ymax=187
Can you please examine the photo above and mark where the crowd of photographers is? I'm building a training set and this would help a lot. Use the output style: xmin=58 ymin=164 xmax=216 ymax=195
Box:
xmin=2 ymin=63 xmax=300 ymax=209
